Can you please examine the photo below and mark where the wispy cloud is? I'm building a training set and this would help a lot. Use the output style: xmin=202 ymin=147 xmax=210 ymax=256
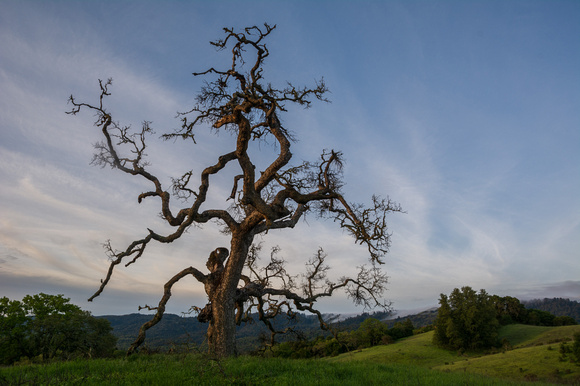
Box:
xmin=1 ymin=1 xmax=578 ymax=316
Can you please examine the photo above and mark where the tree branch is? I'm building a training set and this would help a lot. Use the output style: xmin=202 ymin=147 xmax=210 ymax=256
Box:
xmin=127 ymin=266 xmax=208 ymax=355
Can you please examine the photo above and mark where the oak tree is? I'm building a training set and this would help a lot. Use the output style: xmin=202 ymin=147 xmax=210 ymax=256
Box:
xmin=0 ymin=294 xmax=117 ymax=364
xmin=68 ymin=24 xmax=402 ymax=358
xmin=433 ymin=287 xmax=499 ymax=351
xmin=490 ymin=295 xmax=528 ymax=325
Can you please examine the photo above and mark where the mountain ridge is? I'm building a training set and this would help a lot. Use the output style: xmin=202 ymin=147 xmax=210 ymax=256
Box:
xmin=98 ymin=297 xmax=580 ymax=351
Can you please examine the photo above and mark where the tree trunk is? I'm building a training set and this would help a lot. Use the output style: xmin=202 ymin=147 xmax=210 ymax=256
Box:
xmin=207 ymin=233 xmax=253 ymax=357
xmin=207 ymin=292 xmax=237 ymax=357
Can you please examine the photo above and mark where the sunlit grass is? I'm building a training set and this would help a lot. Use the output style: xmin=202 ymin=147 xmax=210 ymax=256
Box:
xmin=328 ymin=331 xmax=468 ymax=368
xmin=436 ymin=343 xmax=580 ymax=383
xmin=327 ymin=326 xmax=580 ymax=384
xmin=505 ymin=324 xmax=580 ymax=347
xmin=438 ymin=324 xmax=580 ymax=383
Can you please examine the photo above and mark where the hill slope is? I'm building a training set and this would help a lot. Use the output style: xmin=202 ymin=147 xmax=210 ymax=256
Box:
xmin=329 ymin=325 xmax=580 ymax=384
xmin=99 ymin=297 xmax=579 ymax=351
xmin=100 ymin=312 xmax=342 ymax=351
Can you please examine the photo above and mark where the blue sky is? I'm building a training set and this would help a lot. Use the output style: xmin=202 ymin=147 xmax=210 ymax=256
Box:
xmin=1 ymin=1 xmax=578 ymax=317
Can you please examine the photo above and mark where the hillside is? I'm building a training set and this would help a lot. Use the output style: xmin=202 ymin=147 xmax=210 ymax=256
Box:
xmin=100 ymin=297 xmax=579 ymax=352
xmin=100 ymin=311 xmax=346 ymax=351
xmin=101 ymin=313 xmax=206 ymax=350
xmin=382 ymin=297 xmax=580 ymax=328
xmin=384 ymin=308 xmax=438 ymax=328
xmin=329 ymin=324 xmax=580 ymax=384
xmin=438 ymin=325 xmax=580 ymax=383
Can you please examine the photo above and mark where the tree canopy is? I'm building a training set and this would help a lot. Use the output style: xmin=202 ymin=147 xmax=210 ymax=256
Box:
xmin=432 ymin=287 xmax=579 ymax=352
xmin=0 ymin=293 xmax=117 ymax=365
xmin=67 ymin=23 xmax=402 ymax=357
xmin=433 ymin=287 xmax=499 ymax=351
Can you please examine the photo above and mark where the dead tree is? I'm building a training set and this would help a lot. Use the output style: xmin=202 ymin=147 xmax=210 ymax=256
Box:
xmin=67 ymin=23 xmax=402 ymax=358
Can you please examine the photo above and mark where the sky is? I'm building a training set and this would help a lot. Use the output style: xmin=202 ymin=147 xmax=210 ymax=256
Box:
xmin=1 ymin=1 xmax=579 ymax=317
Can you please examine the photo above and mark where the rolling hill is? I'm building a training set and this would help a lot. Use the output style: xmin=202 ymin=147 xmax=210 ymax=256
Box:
xmin=329 ymin=324 xmax=580 ymax=384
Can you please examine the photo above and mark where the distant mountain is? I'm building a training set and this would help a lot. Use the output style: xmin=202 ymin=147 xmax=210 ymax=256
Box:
xmin=100 ymin=312 xmax=342 ymax=352
xmin=522 ymin=298 xmax=580 ymax=323
xmin=383 ymin=308 xmax=438 ymax=328
xmin=100 ymin=297 xmax=579 ymax=353
xmin=100 ymin=313 xmax=207 ymax=351
xmin=98 ymin=308 xmax=436 ymax=353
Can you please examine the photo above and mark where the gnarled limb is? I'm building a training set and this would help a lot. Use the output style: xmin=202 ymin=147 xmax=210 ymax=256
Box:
xmin=127 ymin=248 xmax=227 ymax=355
xmin=127 ymin=265 xmax=207 ymax=355
xmin=234 ymin=246 xmax=390 ymax=348
xmin=70 ymin=24 xmax=401 ymax=357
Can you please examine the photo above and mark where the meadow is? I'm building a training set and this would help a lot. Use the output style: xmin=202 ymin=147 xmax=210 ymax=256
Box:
xmin=1 ymin=324 xmax=578 ymax=385
xmin=330 ymin=324 xmax=580 ymax=384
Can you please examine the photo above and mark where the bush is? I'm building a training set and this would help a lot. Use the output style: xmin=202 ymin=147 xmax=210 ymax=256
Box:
xmin=388 ymin=319 xmax=414 ymax=340
xmin=553 ymin=316 xmax=578 ymax=326
xmin=381 ymin=335 xmax=394 ymax=345
xmin=526 ymin=309 xmax=555 ymax=326
xmin=355 ymin=318 xmax=388 ymax=347
xmin=572 ymin=332 xmax=580 ymax=362
xmin=269 ymin=316 xmax=413 ymax=359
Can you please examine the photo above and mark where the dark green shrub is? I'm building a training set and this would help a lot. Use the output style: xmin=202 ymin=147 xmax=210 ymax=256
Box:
xmin=572 ymin=332 xmax=580 ymax=362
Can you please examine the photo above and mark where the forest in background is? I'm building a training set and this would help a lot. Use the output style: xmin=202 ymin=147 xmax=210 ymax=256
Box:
xmin=99 ymin=297 xmax=579 ymax=353
xmin=522 ymin=298 xmax=580 ymax=321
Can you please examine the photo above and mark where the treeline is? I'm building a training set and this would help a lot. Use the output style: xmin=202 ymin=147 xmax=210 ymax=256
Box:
xmin=270 ymin=317 xmax=417 ymax=359
xmin=384 ymin=309 xmax=438 ymax=329
xmin=102 ymin=297 xmax=579 ymax=355
xmin=493 ymin=295 xmax=577 ymax=327
xmin=0 ymin=294 xmax=117 ymax=365
xmin=269 ymin=292 xmax=580 ymax=357
xmin=433 ymin=287 xmax=578 ymax=352
xmin=103 ymin=311 xmax=342 ymax=353
xmin=523 ymin=298 xmax=580 ymax=323
xmin=101 ymin=310 xmax=401 ymax=355
xmin=103 ymin=313 xmax=206 ymax=351
xmin=3 ymin=291 xmax=579 ymax=364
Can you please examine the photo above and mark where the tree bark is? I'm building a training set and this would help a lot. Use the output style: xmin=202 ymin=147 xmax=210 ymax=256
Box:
xmin=207 ymin=291 xmax=237 ymax=357
xmin=206 ymin=233 xmax=253 ymax=357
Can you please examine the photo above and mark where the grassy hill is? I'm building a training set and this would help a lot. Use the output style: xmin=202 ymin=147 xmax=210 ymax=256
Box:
xmin=2 ymin=324 xmax=578 ymax=385
xmin=437 ymin=325 xmax=580 ymax=383
xmin=0 ymin=354 xmax=539 ymax=385
xmin=328 ymin=324 xmax=580 ymax=384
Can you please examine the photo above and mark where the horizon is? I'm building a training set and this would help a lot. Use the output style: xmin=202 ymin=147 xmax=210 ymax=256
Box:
xmin=95 ymin=294 xmax=579 ymax=318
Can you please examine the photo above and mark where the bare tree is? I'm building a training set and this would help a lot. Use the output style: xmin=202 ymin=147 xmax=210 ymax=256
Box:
xmin=67 ymin=24 xmax=402 ymax=358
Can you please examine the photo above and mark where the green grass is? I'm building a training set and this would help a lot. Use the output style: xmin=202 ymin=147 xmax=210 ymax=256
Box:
xmin=0 ymin=354 xmax=535 ymax=385
xmin=496 ymin=324 xmax=579 ymax=348
xmin=436 ymin=344 xmax=580 ymax=384
xmin=328 ymin=331 xmax=463 ymax=368
xmin=501 ymin=324 xmax=580 ymax=347
xmin=328 ymin=325 xmax=580 ymax=384
xmin=437 ymin=324 xmax=580 ymax=383
xmin=2 ymin=325 xmax=579 ymax=385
